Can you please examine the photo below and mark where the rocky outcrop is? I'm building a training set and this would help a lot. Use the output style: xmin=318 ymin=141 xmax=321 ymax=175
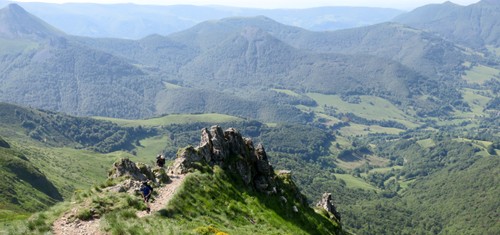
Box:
xmin=169 ymin=125 xmax=276 ymax=193
xmin=316 ymin=193 xmax=341 ymax=222
xmin=107 ymin=158 xmax=169 ymax=192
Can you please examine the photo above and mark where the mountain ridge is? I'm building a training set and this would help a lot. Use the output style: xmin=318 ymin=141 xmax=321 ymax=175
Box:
xmin=0 ymin=3 xmax=63 ymax=41
xmin=7 ymin=2 xmax=403 ymax=39
xmin=393 ymin=0 xmax=500 ymax=48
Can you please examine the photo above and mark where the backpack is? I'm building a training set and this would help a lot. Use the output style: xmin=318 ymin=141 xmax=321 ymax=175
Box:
xmin=140 ymin=184 xmax=152 ymax=195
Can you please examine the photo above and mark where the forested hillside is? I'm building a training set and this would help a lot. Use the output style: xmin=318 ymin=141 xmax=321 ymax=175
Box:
xmin=2 ymin=3 xmax=498 ymax=122
xmin=394 ymin=0 xmax=500 ymax=49
xmin=0 ymin=4 xmax=168 ymax=118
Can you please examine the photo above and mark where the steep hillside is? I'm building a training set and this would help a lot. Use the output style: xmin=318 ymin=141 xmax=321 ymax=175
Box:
xmin=0 ymin=3 xmax=63 ymax=41
xmin=393 ymin=0 xmax=500 ymax=49
xmin=0 ymin=103 xmax=158 ymax=224
xmin=177 ymin=26 xmax=424 ymax=96
xmin=0 ymin=138 xmax=62 ymax=213
xmin=289 ymin=22 xmax=473 ymax=81
xmin=0 ymin=4 xmax=163 ymax=119
xmin=168 ymin=16 xmax=475 ymax=80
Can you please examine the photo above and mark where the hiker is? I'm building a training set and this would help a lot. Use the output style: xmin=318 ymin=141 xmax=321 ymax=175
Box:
xmin=156 ymin=154 xmax=165 ymax=167
xmin=140 ymin=181 xmax=153 ymax=213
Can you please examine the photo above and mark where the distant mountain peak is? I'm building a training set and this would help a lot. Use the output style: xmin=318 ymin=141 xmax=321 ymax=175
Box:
xmin=5 ymin=3 xmax=26 ymax=13
xmin=0 ymin=3 xmax=64 ymax=41
xmin=477 ymin=0 xmax=500 ymax=5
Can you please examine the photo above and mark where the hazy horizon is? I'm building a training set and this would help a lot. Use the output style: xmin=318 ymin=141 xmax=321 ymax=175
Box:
xmin=13 ymin=0 xmax=481 ymax=10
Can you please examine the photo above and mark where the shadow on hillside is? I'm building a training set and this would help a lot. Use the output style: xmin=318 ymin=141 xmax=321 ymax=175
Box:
xmin=8 ymin=159 xmax=63 ymax=201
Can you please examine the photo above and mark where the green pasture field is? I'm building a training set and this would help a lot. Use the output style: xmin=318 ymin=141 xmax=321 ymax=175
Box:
xmin=95 ymin=113 xmax=242 ymax=127
xmin=163 ymin=82 xmax=183 ymax=89
xmin=367 ymin=166 xmax=403 ymax=174
xmin=271 ymin=88 xmax=302 ymax=97
xmin=453 ymin=88 xmax=492 ymax=118
xmin=339 ymin=123 xmax=404 ymax=136
xmin=417 ymin=138 xmax=436 ymax=148
xmin=306 ymin=93 xmax=417 ymax=128
xmin=19 ymin=145 xmax=117 ymax=197
xmin=133 ymin=135 xmax=172 ymax=161
xmin=334 ymin=174 xmax=378 ymax=191
xmin=462 ymin=65 xmax=499 ymax=85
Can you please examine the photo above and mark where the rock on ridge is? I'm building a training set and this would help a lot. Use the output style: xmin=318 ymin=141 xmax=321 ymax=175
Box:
xmin=169 ymin=125 xmax=275 ymax=192
xmin=107 ymin=158 xmax=169 ymax=192
xmin=316 ymin=192 xmax=341 ymax=222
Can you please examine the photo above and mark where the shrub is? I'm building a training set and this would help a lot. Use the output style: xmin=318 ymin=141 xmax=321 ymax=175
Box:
xmin=27 ymin=213 xmax=50 ymax=232
xmin=76 ymin=209 xmax=93 ymax=221
xmin=193 ymin=225 xmax=220 ymax=235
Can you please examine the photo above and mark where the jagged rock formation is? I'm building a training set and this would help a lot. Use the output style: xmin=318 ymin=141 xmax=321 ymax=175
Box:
xmin=107 ymin=158 xmax=169 ymax=192
xmin=316 ymin=192 xmax=342 ymax=222
xmin=169 ymin=125 xmax=276 ymax=193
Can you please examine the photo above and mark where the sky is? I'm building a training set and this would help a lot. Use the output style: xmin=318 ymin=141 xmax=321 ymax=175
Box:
xmin=14 ymin=0 xmax=481 ymax=10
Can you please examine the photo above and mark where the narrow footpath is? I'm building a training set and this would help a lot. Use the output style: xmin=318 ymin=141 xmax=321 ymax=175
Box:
xmin=52 ymin=174 xmax=186 ymax=235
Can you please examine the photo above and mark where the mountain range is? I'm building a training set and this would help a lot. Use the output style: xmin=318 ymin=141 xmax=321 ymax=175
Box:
xmin=1 ymin=2 xmax=497 ymax=122
xmin=0 ymin=1 xmax=498 ymax=234
xmin=0 ymin=1 xmax=403 ymax=39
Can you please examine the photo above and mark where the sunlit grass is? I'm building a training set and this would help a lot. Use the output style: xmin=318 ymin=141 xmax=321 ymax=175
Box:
xmin=95 ymin=113 xmax=242 ymax=127
xmin=417 ymin=138 xmax=435 ymax=148
xmin=306 ymin=93 xmax=415 ymax=126
xmin=133 ymin=135 xmax=172 ymax=160
xmin=13 ymin=143 xmax=118 ymax=199
xmin=367 ymin=166 xmax=403 ymax=174
xmin=163 ymin=82 xmax=183 ymax=89
xmin=334 ymin=174 xmax=378 ymax=191
xmin=462 ymin=65 xmax=499 ymax=85
xmin=271 ymin=88 xmax=302 ymax=97
xmin=461 ymin=88 xmax=491 ymax=113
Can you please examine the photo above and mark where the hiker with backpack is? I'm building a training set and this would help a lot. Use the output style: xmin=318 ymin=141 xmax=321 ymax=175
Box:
xmin=140 ymin=181 xmax=153 ymax=213
xmin=156 ymin=154 xmax=165 ymax=167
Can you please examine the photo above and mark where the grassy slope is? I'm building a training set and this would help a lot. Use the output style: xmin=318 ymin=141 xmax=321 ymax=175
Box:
xmin=98 ymin=167 xmax=342 ymax=235
xmin=333 ymin=174 xmax=378 ymax=191
xmin=462 ymin=65 xmax=499 ymax=85
xmin=0 ymin=144 xmax=60 ymax=214
xmin=5 ymin=166 xmax=344 ymax=235
xmin=305 ymin=93 xmax=418 ymax=137
xmin=0 ymin=140 xmax=119 ymax=213
xmin=307 ymin=93 xmax=414 ymax=124
xmin=96 ymin=113 xmax=242 ymax=127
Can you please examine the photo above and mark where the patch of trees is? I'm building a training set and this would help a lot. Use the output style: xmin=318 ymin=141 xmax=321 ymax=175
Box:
xmin=16 ymin=109 xmax=156 ymax=153
xmin=258 ymin=123 xmax=334 ymax=161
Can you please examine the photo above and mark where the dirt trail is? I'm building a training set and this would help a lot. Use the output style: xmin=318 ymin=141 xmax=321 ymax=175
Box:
xmin=52 ymin=208 xmax=103 ymax=235
xmin=137 ymin=174 xmax=186 ymax=218
xmin=52 ymin=174 xmax=186 ymax=234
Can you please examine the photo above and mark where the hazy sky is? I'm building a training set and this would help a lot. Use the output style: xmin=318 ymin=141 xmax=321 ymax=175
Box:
xmin=14 ymin=0 xmax=481 ymax=10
